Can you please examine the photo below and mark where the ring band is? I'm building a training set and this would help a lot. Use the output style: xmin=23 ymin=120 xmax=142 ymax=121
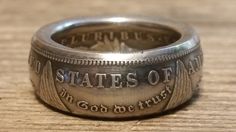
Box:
xmin=29 ymin=16 xmax=203 ymax=118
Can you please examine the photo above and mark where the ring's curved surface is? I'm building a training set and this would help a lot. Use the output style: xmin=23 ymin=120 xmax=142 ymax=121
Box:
xmin=29 ymin=16 xmax=203 ymax=118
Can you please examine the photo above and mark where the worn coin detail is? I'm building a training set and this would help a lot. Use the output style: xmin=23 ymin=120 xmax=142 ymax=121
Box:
xmin=29 ymin=16 xmax=203 ymax=118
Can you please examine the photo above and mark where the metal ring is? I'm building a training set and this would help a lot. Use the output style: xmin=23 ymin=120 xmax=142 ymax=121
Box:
xmin=29 ymin=16 xmax=203 ymax=118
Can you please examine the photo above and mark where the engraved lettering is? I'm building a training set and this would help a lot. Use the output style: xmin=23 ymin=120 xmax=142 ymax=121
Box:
xmin=80 ymin=73 xmax=93 ymax=88
xmin=151 ymin=95 xmax=161 ymax=104
xmin=95 ymin=73 xmax=107 ymax=88
xmin=55 ymin=66 xmax=174 ymax=89
xmin=56 ymin=69 xmax=65 ymax=83
xmin=65 ymin=94 xmax=74 ymax=103
xmin=70 ymin=35 xmax=78 ymax=46
xmin=145 ymin=99 xmax=152 ymax=107
xmin=90 ymin=105 xmax=99 ymax=112
xmin=76 ymin=100 xmax=109 ymax=113
xmin=113 ymin=105 xmax=126 ymax=114
xmin=147 ymin=34 xmax=155 ymax=41
xmin=81 ymin=34 xmax=88 ymax=42
xmin=100 ymin=104 xmax=108 ymax=113
xmin=35 ymin=61 xmax=41 ymax=73
xmin=94 ymin=32 xmax=103 ymax=41
xmin=148 ymin=70 xmax=160 ymax=85
xmin=165 ymin=85 xmax=172 ymax=94
xmin=134 ymin=32 xmax=142 ymax=40
xmin=188 ymin=61 xmax=196 ymax=74
xmin=60 ymin=88 xmax=67 ymax=97
xmin=194 ymin=55 xmax=202 ymax=70
xmin=120 ymin=32 xmax=129 ymax=40
xmin=162 ymin=67 xmax=172 ymax=83
xmin=110 ymin=74 xmax=122 ymax=88
xmin=60 ymin=88 xmax=74 ymax=103
xmin=160 ymin=90 xmax=167 ymax=99
xmin=77 ymin=101 xmax=89 ymax=110
xmin=126 ymin=73 xmax=138 ymax=87
xmin=188 ymin=55 xmax=203 ymax=74
xmin=68 ymin=71 xmax=79 ymax=85
xmin=109 ymin=32 xmax=114 ymax=40
xmin=61 ymin=39 xmax=67 ymax=45
xmin=128 ymin=105 xmax=135 ymax=112
xmin=28 ymin=55 xmax=41 ymax=74
xmin=138 ymin=85 xmax=172 ymax=110
xmin=138 ymin=101 xmax=145 ymax=110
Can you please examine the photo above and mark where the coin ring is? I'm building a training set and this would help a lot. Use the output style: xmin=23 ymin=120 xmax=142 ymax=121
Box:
xmin=29 ymin=16 xmax=203 ymax=118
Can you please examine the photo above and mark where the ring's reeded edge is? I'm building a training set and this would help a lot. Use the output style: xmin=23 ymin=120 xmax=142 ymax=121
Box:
xmin=29 ymin=16 xmax=203 ymax=119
